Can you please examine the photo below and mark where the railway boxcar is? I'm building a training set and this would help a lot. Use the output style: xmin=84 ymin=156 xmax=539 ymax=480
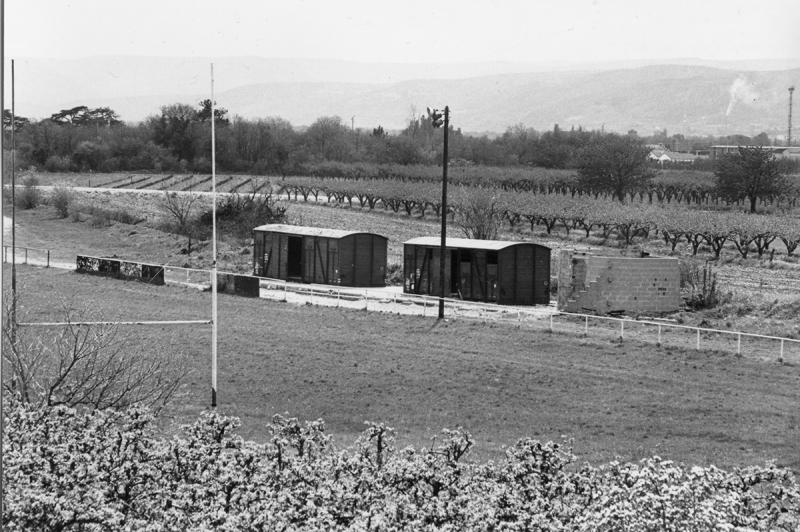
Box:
xmin=403 ymin=237 xmax=551 ymax=305
xmin=253 ymin=224 xmax=388 ymax=287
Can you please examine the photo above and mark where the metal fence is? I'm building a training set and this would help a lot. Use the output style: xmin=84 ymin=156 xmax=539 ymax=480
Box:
xmin=3 ymin=246 xmax=51 ymax=268
xmin=549 ymin=312 xmax=800 ymax=363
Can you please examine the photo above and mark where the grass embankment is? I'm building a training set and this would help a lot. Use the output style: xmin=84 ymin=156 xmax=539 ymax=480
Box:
xmin=6 ymin=264 xmax=800 ymax=475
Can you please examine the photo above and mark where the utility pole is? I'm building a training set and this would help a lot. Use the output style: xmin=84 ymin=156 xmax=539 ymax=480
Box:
xmin=789 ymin=86 xmax=795 ymax=147
xmin=428 ymin=106 xmax=449 ymax=319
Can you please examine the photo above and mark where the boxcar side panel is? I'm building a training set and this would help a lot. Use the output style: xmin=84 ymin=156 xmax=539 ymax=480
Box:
xmin=471 ymin=249 xmax=487 ymax=301
xmin=371 ymin=236 xmax=387 ymax=287
xmin=498 ymin=247 xmax=516 ymax=304
xmin=264 ymin=232 xmax=282 ymax=279
xmin=277 ymin=233 xmax=288 ymax=280
xmin=306 ymin=237 xmax=331 ymax=284
xmin=515 ymin=245 xmax=535 ymax=305
xmin=404 ymin=245 xmax=434 ymax=295
xmin=533 ymin=245 xmax=551 ymax=305
xmin=339 ymin=236 xmax=356 ymax=287
xmin=352 ymin=234 xmax=374 ymax=287
xmin=429 ymin=247 xmax=446 ymax=297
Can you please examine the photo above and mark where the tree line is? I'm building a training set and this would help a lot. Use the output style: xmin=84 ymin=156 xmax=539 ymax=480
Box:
xmin=4 ymin=101 xmax=797 ymax=175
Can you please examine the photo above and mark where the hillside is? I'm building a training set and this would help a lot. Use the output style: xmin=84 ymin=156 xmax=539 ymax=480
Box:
xmin=4 ymin=56 xmax=799 ymax=135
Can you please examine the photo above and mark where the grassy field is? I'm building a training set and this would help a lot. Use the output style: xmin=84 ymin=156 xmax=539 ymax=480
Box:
xmin=5 ymin=264 xmax=800 ymax=475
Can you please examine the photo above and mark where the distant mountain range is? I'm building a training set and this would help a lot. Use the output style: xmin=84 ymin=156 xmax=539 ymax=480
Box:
xmin=4 ymin=56 xmax=799 ymax=136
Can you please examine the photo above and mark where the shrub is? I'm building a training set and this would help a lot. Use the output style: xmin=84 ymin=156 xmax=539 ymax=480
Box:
xmin=198 ymin=184 xmax=287 ymax=240
xmin=680 ymin=259 xmax=731 ymax=309
xmin=49 ymin=182 xmax=75 ymax=218
xmin=79 ymin=204 xmax=143 ymax=226
xmin=97 ymin=157 xmax=121 ymax=173
xmin=88 ymin=212 xmax=112 ymax=228
xmin=69 ymin=206 xmax=83 ymax=222
xmin=15 ymin=175 xmax=40 ymax=210
xmin=385 ymin=263 xmax=404 ymax=286
xmin=43 ymin=155 xmax=72 ymax=173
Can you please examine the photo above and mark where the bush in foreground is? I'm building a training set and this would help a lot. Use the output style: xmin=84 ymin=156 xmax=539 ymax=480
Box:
xmin=3 ymin=402 xmax=798 ymax=531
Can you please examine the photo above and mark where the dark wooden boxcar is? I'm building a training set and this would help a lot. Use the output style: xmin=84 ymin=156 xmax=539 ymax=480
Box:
xmin=253 ymin=224 xmax=388 ymax=287
xmin=403 ymin=237 xmax=551 ymax=305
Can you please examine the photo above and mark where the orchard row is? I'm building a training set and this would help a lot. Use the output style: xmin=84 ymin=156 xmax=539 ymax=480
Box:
xmin=279 ymin=177 xmax=800 ymax=257
xmin=291 ymin=161 xmax=800 ymax=207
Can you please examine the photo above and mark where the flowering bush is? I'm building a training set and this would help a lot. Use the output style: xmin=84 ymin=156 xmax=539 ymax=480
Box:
xmin=3 ymin=401 xmax=798 ymax=531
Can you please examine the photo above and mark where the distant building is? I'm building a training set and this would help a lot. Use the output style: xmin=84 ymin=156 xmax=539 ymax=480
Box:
xmin=648 ymin=147 xmax=700 ymax=163
xmin=710 ymin=145 xmax=790 ymax=160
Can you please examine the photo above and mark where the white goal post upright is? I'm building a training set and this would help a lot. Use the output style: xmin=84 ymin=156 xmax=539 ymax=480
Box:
xmin=211 ymin=64 xmax=218 ymax=408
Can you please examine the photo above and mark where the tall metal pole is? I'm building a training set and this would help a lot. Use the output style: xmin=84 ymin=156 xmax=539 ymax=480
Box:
xmin=210 ymin=64 xmax=218 ymax=408
xmin=438 ymin=106 xmax=449 ymax=319
xmin=11 ymin=59 xmax=17 ymax=345
xmin=789 ymin=86 xmax=795 ymax=148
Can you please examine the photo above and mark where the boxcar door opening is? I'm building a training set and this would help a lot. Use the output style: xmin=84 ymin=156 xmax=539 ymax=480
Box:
xmin=487 ymin=251 xmax=499 ymax=301
xmin=287 ymin=236 xmax=303 ymax=280
xmin=450 ymin=249 xmax=460 ymax=295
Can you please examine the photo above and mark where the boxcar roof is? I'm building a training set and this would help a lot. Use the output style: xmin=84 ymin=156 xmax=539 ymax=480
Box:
xmin=403 ymin=237 xmax=548 ymax=251
xmin=253 ymin=224 xmax=387 ymax=240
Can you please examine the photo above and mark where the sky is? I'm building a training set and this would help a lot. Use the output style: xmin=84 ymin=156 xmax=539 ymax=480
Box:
xmin=4 ymin=0 xmax=800 ymax=65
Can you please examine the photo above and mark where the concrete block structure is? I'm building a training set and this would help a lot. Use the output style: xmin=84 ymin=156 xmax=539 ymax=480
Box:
xmin=557 ymin=250 xmax=680 ymax=314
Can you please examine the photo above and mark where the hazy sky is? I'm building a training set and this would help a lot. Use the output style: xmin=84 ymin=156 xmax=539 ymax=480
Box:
xmin=5 ymin=0 xmax=800 ymax=64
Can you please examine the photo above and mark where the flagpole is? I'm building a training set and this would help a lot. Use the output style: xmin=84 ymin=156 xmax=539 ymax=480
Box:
xmin=210 ymin=64 xmax=218 ymax=408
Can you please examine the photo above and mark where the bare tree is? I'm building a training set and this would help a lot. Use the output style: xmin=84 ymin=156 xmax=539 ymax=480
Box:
xmin=2 ymin=297 xmax=190 ymax=412
xmin=157 ymin=190 xmax=203 ymax=253
xmin=452 ymin=188 xmax=506 ymax=240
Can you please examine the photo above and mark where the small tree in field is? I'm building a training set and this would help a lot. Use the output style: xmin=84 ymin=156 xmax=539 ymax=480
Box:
xmin=576 ymin=133 xmax=656 ymax=202
xmin=714 ymin=146 xmax=788 ymax=213
xmin=157 ymin=190 xmax=203 ymax=253
xmin=452 ymin=188 xmax=506 ymax=240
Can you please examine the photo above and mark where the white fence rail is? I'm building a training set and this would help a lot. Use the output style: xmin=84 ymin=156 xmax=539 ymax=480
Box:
xmin=15 ymin=257 xmax=796 ymax=362
xmin=158 ymin=264 xmax=799 ymax=362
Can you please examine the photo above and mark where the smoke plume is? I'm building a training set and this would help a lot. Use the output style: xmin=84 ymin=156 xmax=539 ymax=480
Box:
xmin=726 ymin=76 xmax=759 ymax=116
